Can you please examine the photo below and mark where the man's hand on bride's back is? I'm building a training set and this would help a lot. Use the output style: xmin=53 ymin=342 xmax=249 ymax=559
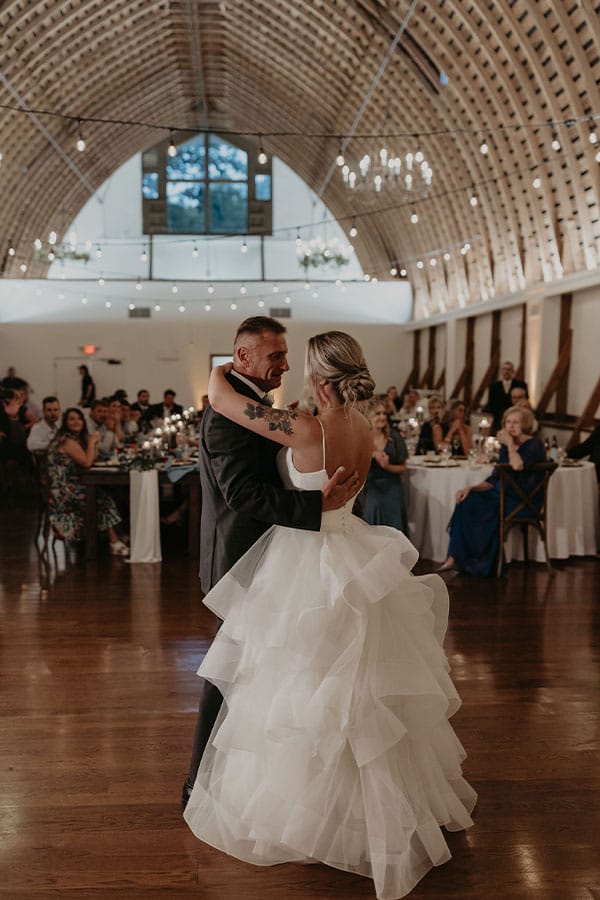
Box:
xmin=321 ymin=466 xmax=360 ymax=511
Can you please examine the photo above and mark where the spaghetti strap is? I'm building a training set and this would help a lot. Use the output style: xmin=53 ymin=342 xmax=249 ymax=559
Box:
xmin=316 ymin=416 xmax=326 ymax=471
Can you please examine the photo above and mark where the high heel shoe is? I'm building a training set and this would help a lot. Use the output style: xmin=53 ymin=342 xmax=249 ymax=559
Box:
xmin=110 ymin=539 xmax=129 ymax=557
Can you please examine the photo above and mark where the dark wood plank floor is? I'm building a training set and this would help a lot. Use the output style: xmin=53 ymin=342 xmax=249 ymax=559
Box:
xmin=1 ymin=499 xmax=599 ymax=899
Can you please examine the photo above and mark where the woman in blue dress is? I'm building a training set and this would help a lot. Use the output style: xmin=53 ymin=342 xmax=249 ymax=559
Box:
xmin=363 ymin=400 xmax=408 ymax=533
xmin=440 ymin=405 xmax=545 ymax=576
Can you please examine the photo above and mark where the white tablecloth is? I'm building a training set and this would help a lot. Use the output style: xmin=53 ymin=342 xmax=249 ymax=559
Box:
xmin=406 ymin=459 xmax=599 ymax=563
xmin=129 ymin=469 xmax=162 ymax=563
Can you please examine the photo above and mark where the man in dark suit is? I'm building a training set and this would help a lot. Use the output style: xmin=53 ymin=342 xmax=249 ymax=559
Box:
xmin=485 ymin=360 xmax=528 ymax=432
xmin=182 ymin=316 xmax=358 ymax=808
xmin=148 ymin=389 xmax=184 ymax=421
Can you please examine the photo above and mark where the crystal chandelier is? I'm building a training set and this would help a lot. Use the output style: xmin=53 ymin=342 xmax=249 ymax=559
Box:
xmin=340 ymin=148 xmax=433 ymax=194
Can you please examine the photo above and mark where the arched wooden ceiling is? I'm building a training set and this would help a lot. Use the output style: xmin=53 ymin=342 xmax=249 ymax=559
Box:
xmin=1 ymin=0 xmax=599 ymax=319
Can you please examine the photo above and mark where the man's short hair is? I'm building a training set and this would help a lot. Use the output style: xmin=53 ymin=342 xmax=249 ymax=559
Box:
xmin=234 ymin=316 xmax=286 ymax=345
xmin=91 ymin=398 xmax=108 ymax=410
xmin=137 ymin=389 xmax=148 ymax=398
xmin=163 ymin=389 xmax=176 ymax=398
xmin=42 ymin=396 xmax=58 ymax=406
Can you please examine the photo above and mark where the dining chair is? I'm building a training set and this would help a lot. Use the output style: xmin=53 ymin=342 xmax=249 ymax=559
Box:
xmin=496 ymin=462 xmax=558 ymax=577
xmin=30 ymin=449 xmax=51 ymax=549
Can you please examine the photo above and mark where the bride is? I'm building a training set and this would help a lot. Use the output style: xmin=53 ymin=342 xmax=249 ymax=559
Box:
xmin=184 ymin=331 xmax=476 ymax=900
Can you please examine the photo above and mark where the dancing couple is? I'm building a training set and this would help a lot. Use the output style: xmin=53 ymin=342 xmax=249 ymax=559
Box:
xmin=182 ymin=317 xmax=476 ymax=900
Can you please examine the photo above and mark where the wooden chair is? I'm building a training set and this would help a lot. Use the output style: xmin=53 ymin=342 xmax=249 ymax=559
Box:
xmin=496 ymin=462 xmax=558 ymax=576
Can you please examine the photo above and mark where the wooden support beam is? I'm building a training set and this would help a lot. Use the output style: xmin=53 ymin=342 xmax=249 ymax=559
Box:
xmin=515 ymin=304 xmax=527 ymax=381
xmin=400 ymin=330 xmax=421 ymax=397
xmin=463 ymin=318 xmax=475 ymax=404
xmin=555 ymin=293 xmax=572 ymax=415
xmin=566 ymin=376 xmax=600 ymax=449
xmin=434 ymin=368 xmax=446 ymax=393
xmin=536 ymin=331 xmax=573 ymax=416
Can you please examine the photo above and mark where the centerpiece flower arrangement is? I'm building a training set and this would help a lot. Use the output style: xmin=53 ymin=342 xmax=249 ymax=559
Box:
xmin=297 ymin=237 xmax=352 ymax=273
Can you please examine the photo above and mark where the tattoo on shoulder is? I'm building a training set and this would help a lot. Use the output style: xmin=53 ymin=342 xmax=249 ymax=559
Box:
xmin=243 ymin=402 xmax=297 ymax=435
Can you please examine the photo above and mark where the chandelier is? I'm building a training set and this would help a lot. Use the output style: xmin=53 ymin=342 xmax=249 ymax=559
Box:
xmin=340 ymin=148 xmax=433 ymax=194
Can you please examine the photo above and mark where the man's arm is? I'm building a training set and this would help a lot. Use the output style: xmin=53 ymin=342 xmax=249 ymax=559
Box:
xmin=26 ymin=422 xmax=47 ymax=452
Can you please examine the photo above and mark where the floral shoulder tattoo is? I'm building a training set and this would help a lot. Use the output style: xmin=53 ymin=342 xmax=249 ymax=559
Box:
xmin=243 ymin=402 xmax=298 ymax=435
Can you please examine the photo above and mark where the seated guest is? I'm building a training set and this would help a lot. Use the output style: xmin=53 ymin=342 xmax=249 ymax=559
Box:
xmin=400 ymin=387 xmax=421 ymax=419
xmin=567 ymin=425 xmax=600 ymax=483
xmin=3 ymin=376 xmax=40 ymax=432
xmin=130 ymin=389 xmax=152 ymax=432
xmin=485 ymin=360 xmax=528 ymax=433
xmin=84 ymin=399 xmax=117 ymax=460
xmin=440 ymin=406 xmax=545 ymax=576
xmin=46 ymin=408 xmax=128 ymax=555
xmin=415 ymin=395 xmax=447 ymax=454
xmin=363 ymin=400 xmax=408 ymax=534
xmin=149 ymin=389 xmax=184 ymax=421
xmin=26 ymin=396 xmax=62 ymax=452
xmin=105 ymin=396 xmax=126 ymax=448
xmin=510 ymin=386 xmax=539 ymax=432
xmin=385 ymin=385 xmax=402 ymax=412
xmin=119 ymin=400 xmax=139 ymax=440
xmin=440 ymin=399 xmax=473 ymax=456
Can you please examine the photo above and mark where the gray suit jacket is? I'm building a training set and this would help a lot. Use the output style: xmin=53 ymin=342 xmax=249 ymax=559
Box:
xmin=199 ymin=373 xmax=322 ymax=593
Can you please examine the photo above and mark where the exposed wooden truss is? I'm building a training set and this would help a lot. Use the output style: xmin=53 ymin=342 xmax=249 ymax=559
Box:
xmin=0 ymin=1 xmax=599 ymax=318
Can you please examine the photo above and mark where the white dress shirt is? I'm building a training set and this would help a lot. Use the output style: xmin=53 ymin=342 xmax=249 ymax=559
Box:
xmin=26 ymin=418 xmax=61 ymax=452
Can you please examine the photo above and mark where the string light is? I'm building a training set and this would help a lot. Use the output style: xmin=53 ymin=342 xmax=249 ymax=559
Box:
xmin=140 ymin=247 xmax=148 ymax=262
xmin=135 ymin=278 xmax=142 ymax=291
xmin=480 ymin=141 xmax=489 ymax=155
xmin=416 ymin=260 xmax=424 ymax=269
xmin=284 ymin=296 xmax=291 ymax=304
xmin=192 ymin=244 xmax=199 ymax=258
xmin=76 ymin=119 xmax=86 ymax=152
xmin=95 ymin=244 xmax=103 ymax=259
xmin=390 ymin=266 xmax=398 ymax=276
xmin=240 ymin=240 xmax=248 ymax=253
xmin=34 ymin=238 xmax=42 ymax=250
xmin=47 ymin=251 xmax=55 ymax=261
xmin=443 ymin=252 xmax=451 ymax=261
xmin=207 ymin=284 xmax=215 ymax=294
xmin=171 ymin=283 xmax=178 ymax=293
xmin=312 ymin=290 xmax=319 ymax=298
xmin=272 ymin=283 xmax=279 ymax=293
xmin=590 ymin=129 xmax=598 ymax=145
xmin=81 ymin=296 xmax=88 ymax=304
xmin=240 ymin=284 xmax=247 ymax=294
xmin=167 ymin=131 xmax=177 ymax=157
xmin=257 ymin=299 xmax=265 ymax=308
xmin=178 ymin=304 xmax=186 ymax=312
xmin=98 ymin=276 xmax=105 ymax=285
xmin=154 ymin=304 xmax=161 ymax=311
xmin=8 ymin=245 xmax=15 ymax=256
xmin=410 ymin=211 xmax=419 ymax=224
xmin=204 ymin=303 xmax=211 ymax=311
xmin=230 ymin=302 xmax=238 ymax=310
xmin=532 ymin=176 xmax=542 ymax=189
xmin=257 ymin=135 xmax=267 ymax=165
xmin=551 ymin=133 xmax=561 ymax=151
xmin=400 ymin=268 xmax=407 ymax=277
xmin=105 ymin=300 xmax=112 ymax=309
xmin=349 ymin=219 xmax=358 ymax=238
xmin=304 ymin=281 xmax=311 ymax=291
xmin=19 ymin=262 xmax=27 ymax=272
xmin=469 ymin=194 xmax=478 ymax=207
xmin=128 ymin=302 xmax=135 ymax=310
xmin=336 ymin=141 xmax=345 ymax=167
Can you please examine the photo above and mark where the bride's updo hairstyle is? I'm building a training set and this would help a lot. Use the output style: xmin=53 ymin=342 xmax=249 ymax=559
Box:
xmin=305 ymin=331 xmax=375 ymax=405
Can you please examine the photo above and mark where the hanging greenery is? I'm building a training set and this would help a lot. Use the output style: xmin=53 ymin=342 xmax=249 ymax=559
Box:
xmin=297 ymin=237 xmax=352 ymax=272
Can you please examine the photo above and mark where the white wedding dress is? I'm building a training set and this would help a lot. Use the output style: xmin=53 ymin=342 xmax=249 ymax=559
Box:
xmin=184 ymin=432 xmax=477 ymax=900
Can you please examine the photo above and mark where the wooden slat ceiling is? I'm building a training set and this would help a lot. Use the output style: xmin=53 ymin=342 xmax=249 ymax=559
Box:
xmin=1 ymin=0 xmax=599 ymax=319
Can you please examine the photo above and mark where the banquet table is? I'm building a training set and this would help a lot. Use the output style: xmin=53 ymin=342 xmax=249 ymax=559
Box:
xmin=406 ymin=458 xmax=599 ymax=563
xmin=81 ymin=466 xmax=200 ymax=561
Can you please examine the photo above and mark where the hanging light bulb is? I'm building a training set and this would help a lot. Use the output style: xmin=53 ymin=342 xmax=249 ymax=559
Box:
xmin=480 ymin=141 xmax=489 ymax=155
xmin=363 ymin=273 xmax=370 ymax=282
xmin=34 ymin=238 xmax=42 ymax=250
xmin=47 ymin=251 xmax=55 ymax=261
xmin=48 ymin=231 xmax=57 ymax=245
xmin=390 ymin=266 xmax=398 ymax=276
xmin=207 ymin=284 xmax=215 ymax=294
xmin=82 ymin=296 xmax=88 ymax=305
xmin=154 ymin=304 xmax=161 ymax=312
xmin=284 ymin=296 xmax=291 ymax=304
xmin=349 ymin=219 xmax=358 ymax=238
xmin=312 ymin=291 xmax=319 ymax=298
xmin=98 ymin=276 xmax=105 ymax=285
xmin=140 ymin=247 xmax=148 ymax=262
xmin=304 ymin=281 xmax=311 ymax=291
xmin=136 ymin=278 xmax=142 ymax=291
xmin=230 ymin=302 xmax=238 ymax=310
xmin=551 ymin=134 xmax=561 ymax=151
xmin=257 ymin=135 xmax=267 ymax=165
xmin=257 ymin=299 xmax=265 ymax=308
xmin=295 ymin=231 xmax=302 ymax=247
xmin=204 ymin=303 xmax=211 ymax=311
xmin=76 ymin=119 xmax=86 ymax=152
xmin=241 ymin=240 xmax=248 ymax=254
xmin=105 ymin=300 xmax=112 ymax=309
xmin=532 ymin=176 xmax=542 ymax=189
xmin=336 ymin=141 xmax=345 ymax=167
xmin=443 ymin=252 xmax=451 ymax=261
xmin=96 ymin=244 xmax=103 ymax=259
xmin=168 ymin=131 xmax=177 ymax=157
xmin=400 ymin=268 xmax=407 ymax=277
xmin=192 ymin=244 xmax=199 ymax=258
xmin=430 ymin=258 xmax=437 ymax=267
xmin=171 ymin=283 xmax=178 ymax=294
xmin=272 ymin=283 xmax=279 ymax=293
xmin=240 ymin=284 xmax=247 ymax=294
xmin=8 ymin=244 xmax=15 ymax=256
xmin=178 ymin=305 xmax=186 ymax=313
xmin=589 ymin=129 xmax=598 ymax=145
xmin=596 ymin=149 xmax=600 ymax=163
xmin=470 ymin=194 xmax=478 ymax=207
xmin=410 ymin=211 xmax=419 ymax=224
xmin=19 ymin=263 xmax=27 ymax=272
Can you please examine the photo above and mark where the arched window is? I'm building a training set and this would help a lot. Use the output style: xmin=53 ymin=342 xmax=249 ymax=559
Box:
xmin=142 ymin=133 xmax=272 ymax=236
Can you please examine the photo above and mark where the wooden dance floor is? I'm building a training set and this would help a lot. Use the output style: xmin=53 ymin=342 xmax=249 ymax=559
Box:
xmin=1 ymin=502 xmax=599 ymax=899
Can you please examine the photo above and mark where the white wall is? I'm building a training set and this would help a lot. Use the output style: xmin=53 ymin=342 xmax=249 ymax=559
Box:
xmin=0 ymin=321 xmax=412 ymax=410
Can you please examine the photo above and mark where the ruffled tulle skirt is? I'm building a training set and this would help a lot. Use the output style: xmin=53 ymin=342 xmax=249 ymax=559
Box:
xmin=184 ymin=516 xmax=476 ymax=899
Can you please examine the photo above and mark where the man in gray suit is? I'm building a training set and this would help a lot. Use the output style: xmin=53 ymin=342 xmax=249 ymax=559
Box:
xmin=182 ymin=316 xmax=358 ymax=807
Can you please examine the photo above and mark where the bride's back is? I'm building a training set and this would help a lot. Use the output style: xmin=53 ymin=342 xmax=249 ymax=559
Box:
xmin=292 ymin=407 xmax=373 ymax=486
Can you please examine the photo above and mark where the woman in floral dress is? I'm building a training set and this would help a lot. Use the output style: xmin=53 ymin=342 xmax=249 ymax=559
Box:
xmin=46 ymin=407 xmax=128 ymax=555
